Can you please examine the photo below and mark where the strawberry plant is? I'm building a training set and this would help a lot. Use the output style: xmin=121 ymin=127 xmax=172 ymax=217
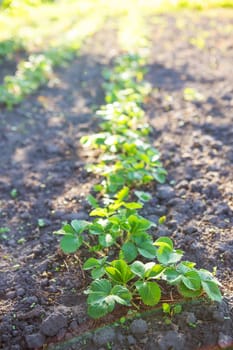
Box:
xmin=56 ymin=52 xmax=222 ymax=320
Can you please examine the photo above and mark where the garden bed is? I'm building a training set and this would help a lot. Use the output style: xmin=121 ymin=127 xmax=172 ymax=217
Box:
xmin=0 ymin=11 xmax=232 ymax=350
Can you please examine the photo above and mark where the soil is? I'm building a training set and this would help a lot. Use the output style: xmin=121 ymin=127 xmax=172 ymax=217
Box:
xmin=0 ymin=10 xmax=233 ymax=350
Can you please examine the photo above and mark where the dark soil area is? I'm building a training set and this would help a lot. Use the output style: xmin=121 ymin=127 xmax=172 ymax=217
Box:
xmin=0 ymin=11 xmax=233 ymax=350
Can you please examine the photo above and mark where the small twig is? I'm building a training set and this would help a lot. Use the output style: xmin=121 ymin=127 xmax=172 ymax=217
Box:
xmin=63 ymin=259 xmax=69 ymax=272
xmin=74 ymin=254 xmax=85 ymax=279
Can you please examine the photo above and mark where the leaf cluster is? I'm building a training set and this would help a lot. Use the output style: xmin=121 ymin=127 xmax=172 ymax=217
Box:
xmin=57 ymin=53 xmax=222 ymax=319
xmin=0 ymin=44 xmax=78 ymax=108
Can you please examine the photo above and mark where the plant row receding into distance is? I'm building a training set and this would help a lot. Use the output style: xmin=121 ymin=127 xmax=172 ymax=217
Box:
xmin=55 ymin=53 xmax=222 ymax=320
xmin=0 ymin=14 xmax=104 ymax=108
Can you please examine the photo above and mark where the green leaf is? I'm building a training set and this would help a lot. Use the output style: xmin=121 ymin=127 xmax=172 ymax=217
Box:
xmin=62 ymin=224 xmax=75 ymax=235
xmin=86 ymin=280 xmax=132 ymax=319
xmin=135 ymin=281 xmax=161 ymax=306
xmin=121 ymin=242 xmax=138 ymax=263
xmin=134 ymin=190 xmax=152 ymax=202
xmin=182 ymin=271 xmax=201 ymax=291
xmin=123 ymin=202 xmax=142 ymax=210
xmin=138 ymin=241 xmax=156 ymax=259
xmin=91 ymin=267 xmax=106 ymax=279
xmin=87 ymin=279 xmax=112 ymax=303
xmin=89 ymin=223 xmax=104 ymax=235
xmin=87 ymin=194 xmax=99 ymax=208
xmin=90 ymin=208 xmax=108 ymax=217
xmin=201 ymin=280 xmax=222 ymax=302
xmin=146 ymin=264 xmax=164 ymax=278
xmin=154 ymin=237 xmax=173 ymax=250
xmin=93 ymin=184 xmax=103 ymax=192
xmin=99 ymin=233 xmax=115 ymax=247
xmin=162 ymin=303 xmax=171 ymax=314
xmin=105 ymin=260 xmax=135 ymax=284
xmin=71 ymin=220 xmax=89 ymax=233
xmin=156 ymin=248 xmax=183 ymax=265
xmin=153 ymin=169 xmax=167 ymax=183
xmin=155 ymin=239 xmax=183 ymax=265
xmin=130 ymin=261 xmax=145 ymax=278
xmin=86 ymin=279 xmax=114 ymax=319
xmin=177 ymin=282 xmax=202 ymax=298
xmin=60 ymin=235 xmax=83 ymax=254
xmin=87 ymin=300 xmax=114 ymax=319
xmin=128 ymin=215 xmax=151 ymax=233
xmin=158 ymin=216 xmax=166 ymax=225
xmin=111 ymin=285 xmax=132 ymax=305
xmin=164 ymin=268 xmax=182 ymax=285
xmin=173 ymin=304 xmax=182 ymax=314
xmin=115 ymin=187 xmax=129 ymax=201
xmin=83 ymin=258 xmax=100 ymax=270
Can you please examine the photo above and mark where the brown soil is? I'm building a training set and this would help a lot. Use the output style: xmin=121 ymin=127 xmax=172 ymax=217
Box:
xmin=0 ymin=11 xmax=232 ymax=350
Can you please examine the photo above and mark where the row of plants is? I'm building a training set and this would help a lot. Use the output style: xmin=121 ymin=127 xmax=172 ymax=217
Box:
xmin=0 ymin=15 xmax=105 ymax=108
xmin=56 ymin=53 xmax=222 ymax=319
xmin=0 ymin=38 xmax=24 ymax=61
xmin=0 ymin=47 xmax=77 ymax=108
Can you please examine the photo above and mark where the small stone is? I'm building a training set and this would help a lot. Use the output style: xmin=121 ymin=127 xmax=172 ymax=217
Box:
xmin=157 ymin=185 xmax=175 ymax=200
xmin=25 ymin=333 xmax=45 ymax=349
xmin=157 ymin=331 xmax=185 ymax=350
xmin=147 ymin=215 xmax=159 ymax=224
xmin=70 ymin=320 xmax=79 ymax=331
xmin=41 ymin=312 xmax=67 ymax=336
xmin=218 ymin=333 xmax=233 ymax=348
xmin=153 ymin=205 xmax=167 ymax=216
xmin=93 ymin=327 xmax=116 ymax=346
xmin=25 ymin=296 xmax=38 ymax=305
xmin=175 ymin=180 xmax=189 ymax=190
xmin=20 ymin=212 xmax=31 ymax=220
xmin=185 ymin=312 xmax=196 ymax=324
xmin=184 ymin=225 xmax=197 ymax=235
xmin=24 ymin=325 xmax=35 ymax=334
xmin=213 ymin=311 xmax=225 ymax=323
xmin=127 ymin=335 xmax=136 ymax=345
xmin=215 ymin=203 xmax=230 ymax=216
xmin=45 ymin=144 xmax=61 ymax=155
xmin=6 ymin=291 xmax=16 ymax=299
xmin=16 ymin=288 xmax=25 ymax=297
xmin=47 ymin=285 xmax=58 ymax=293
xmin=10 ymin=345 xmax=21 ymax=350
xmin=130 ymin=319 xmax=148 ymax=336
xmin=57 ymin=328 xmax=66 ymax=341
xmin=156 ymin=226 xmax=171 ymax=237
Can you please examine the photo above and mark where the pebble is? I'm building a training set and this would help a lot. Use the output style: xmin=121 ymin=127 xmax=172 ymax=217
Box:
xmin=70 ymin=320 xmax=79 ymax=331
xmin=156 ymin=226 xmax=171 ymax=237
xmin=24 ymin=325 xmax=35 ymax=334
xmin=25 ymin=296 xmax=38 ymax=305
xmin=147 ymin=215 xmax=159 ymax=224
xmin=157 ymin=185 xmax=175 ymax=200
xmin=93 ymin=327 xmax=116 ymax=346
xmin=185 ymin=312 xmax=197 ymax=324
xmin=25 ymin=333 xmax=45 ymax=349
xmin=40 ymin=312 xmax=67 ymax=336
xmin=127 ymin=335 xmax=136 ymax=345
xmin=184 ymin=225 xmax=197 ymax=235
xmin=57 ymin=327 xmax=66 ymax=341
xmin=130 ymin=319 xmax=148 ymax=336
xmin=153 ymin=205 xmax=167 ymax=216
xmin=157 ymin=331 xmax=185 ymax=350
xmin=218 ymin=333 xmax=233 ymax=349
xmin=45 ymin=144 xmax=61 ymax=155
xmin=16 ymin=288 xmax=25 ymax=297
xmin=6 ymin=291 xmax=16 ymax=299
xmin=10 ymin=345 xmax=21 ymax=350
